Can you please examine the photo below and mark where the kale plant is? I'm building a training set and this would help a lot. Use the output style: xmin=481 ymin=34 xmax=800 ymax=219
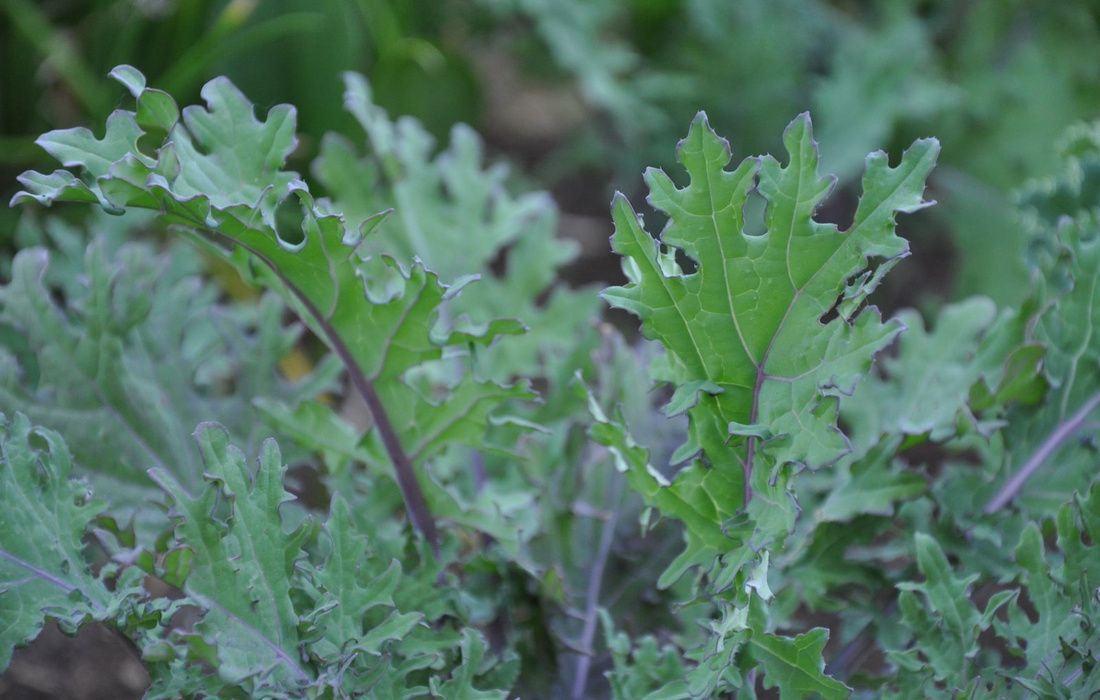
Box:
xmin=2 ymin=66 xmax=1098 ymax=698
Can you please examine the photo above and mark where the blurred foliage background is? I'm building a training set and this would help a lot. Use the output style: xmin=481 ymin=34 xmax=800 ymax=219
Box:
xmin=4 ymin=0 xmax=1100 ymax=310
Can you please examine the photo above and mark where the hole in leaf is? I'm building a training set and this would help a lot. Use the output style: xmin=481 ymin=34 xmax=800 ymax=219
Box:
xmin=817 ymin=182 xmax=858 ymax=231
xmin=487 ymin=241 xmax=514 ymax=279
xmin=819 ymin=297 xmax=842 ymax=325
xmin=673 ymin=246 xmax=697 ymax=274
xmin=818 ymin=297 xmax=840 ymax=325
xmin=286 ymin=463 xmax=329 ymax=511
xmin=274 ymin=197 xmax=306 ymax=247
xmin=742 ymin=189 xmax=767 ymax=237
xmin=1015 ymin=586 xmax=1039 ymax=625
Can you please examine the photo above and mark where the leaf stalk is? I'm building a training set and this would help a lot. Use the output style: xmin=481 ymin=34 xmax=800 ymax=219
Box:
xmin=199 ymin=226 xmax=440 ymax=553
xmin=984 ymin=389 xmax=1100 ymax=513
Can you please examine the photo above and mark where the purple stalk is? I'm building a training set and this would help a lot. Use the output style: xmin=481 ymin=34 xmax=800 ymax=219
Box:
xmin=984 ymin=389 xmax=1100 ymax=513
xmin=571 ymin=476 xmax=624 ymax=700
xmin=199 ymin=227 xmax=439 ymax=554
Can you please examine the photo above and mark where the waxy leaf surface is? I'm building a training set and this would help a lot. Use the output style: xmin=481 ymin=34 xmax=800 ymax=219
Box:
xmin=604 ymin=112 xmax=938 ymax=538
xmin=0 ymin=414 xmax=115 ymax=668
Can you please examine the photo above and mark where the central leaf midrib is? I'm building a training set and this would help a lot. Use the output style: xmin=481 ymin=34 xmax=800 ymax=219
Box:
xmin=700 ymin=145 xmax=758 ymax=369
xmin=234 ymin=466 xmax=297 ymax=652
xmin=740 ymin=141 xmax=933 ymax=487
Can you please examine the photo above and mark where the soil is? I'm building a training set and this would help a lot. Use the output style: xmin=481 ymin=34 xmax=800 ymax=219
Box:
xmin=0 ymin=623 xmax=147 ymax=699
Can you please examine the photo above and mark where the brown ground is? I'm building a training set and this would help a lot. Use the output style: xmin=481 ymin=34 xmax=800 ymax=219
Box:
xmin=1 ymin=623 xmax=147 ymax=699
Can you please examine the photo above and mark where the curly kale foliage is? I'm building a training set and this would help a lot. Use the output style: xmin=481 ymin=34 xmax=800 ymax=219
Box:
xmin=986 ymin=121 xmax=1100 ymax=513
xmin=0 ymin=216 xmax=338 ymax=531
xmin=0 ymin=412 xmax=153 ymax=670
xmin=587 ymin=387 xmax=850 ymax=698
xmin=885 ymin=485 xmax=1100 ymax=698
xmin=13 ymin=59 xmax=1100 ymax=700
xmin=315 ymin=72 xmax=598 ymax=382
xmin=12 ymin=66 xmax=534 ymax=551
xmin=791 ymin=122 xmax=1100 ymax=697
xmin=1 ymin=413 xmax=514 ymax=698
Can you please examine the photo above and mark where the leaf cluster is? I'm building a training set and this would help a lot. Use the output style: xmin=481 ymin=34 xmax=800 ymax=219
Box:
xmin=4 ymin=64 xmax=1100 ymax=700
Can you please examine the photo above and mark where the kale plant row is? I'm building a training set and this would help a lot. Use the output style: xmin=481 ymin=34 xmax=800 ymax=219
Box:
xmin=2 ymin=66 xmax=1099 ymax=698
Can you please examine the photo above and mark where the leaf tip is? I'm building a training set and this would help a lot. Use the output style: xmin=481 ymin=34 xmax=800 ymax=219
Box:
xmin=911 ymin=136 xmax=942 ymax=158
xmin=784 ymin=111 xmax=815 ymax=137
xmin=690 ymin=110 xmax=711 ymax=128
xmin=359 ymin=208 xmax=393 ymax=238
xmin=192 ymin=420 xmax=231 ymax=445
xmin=108 ymin=64 xmax=146 ymax=96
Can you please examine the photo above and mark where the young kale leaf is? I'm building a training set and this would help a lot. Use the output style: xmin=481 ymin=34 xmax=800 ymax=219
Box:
xmin=604 ymin=112 xmax=938 ymax=544
xmin=149 ymin=426 xmax=310 ymax=688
